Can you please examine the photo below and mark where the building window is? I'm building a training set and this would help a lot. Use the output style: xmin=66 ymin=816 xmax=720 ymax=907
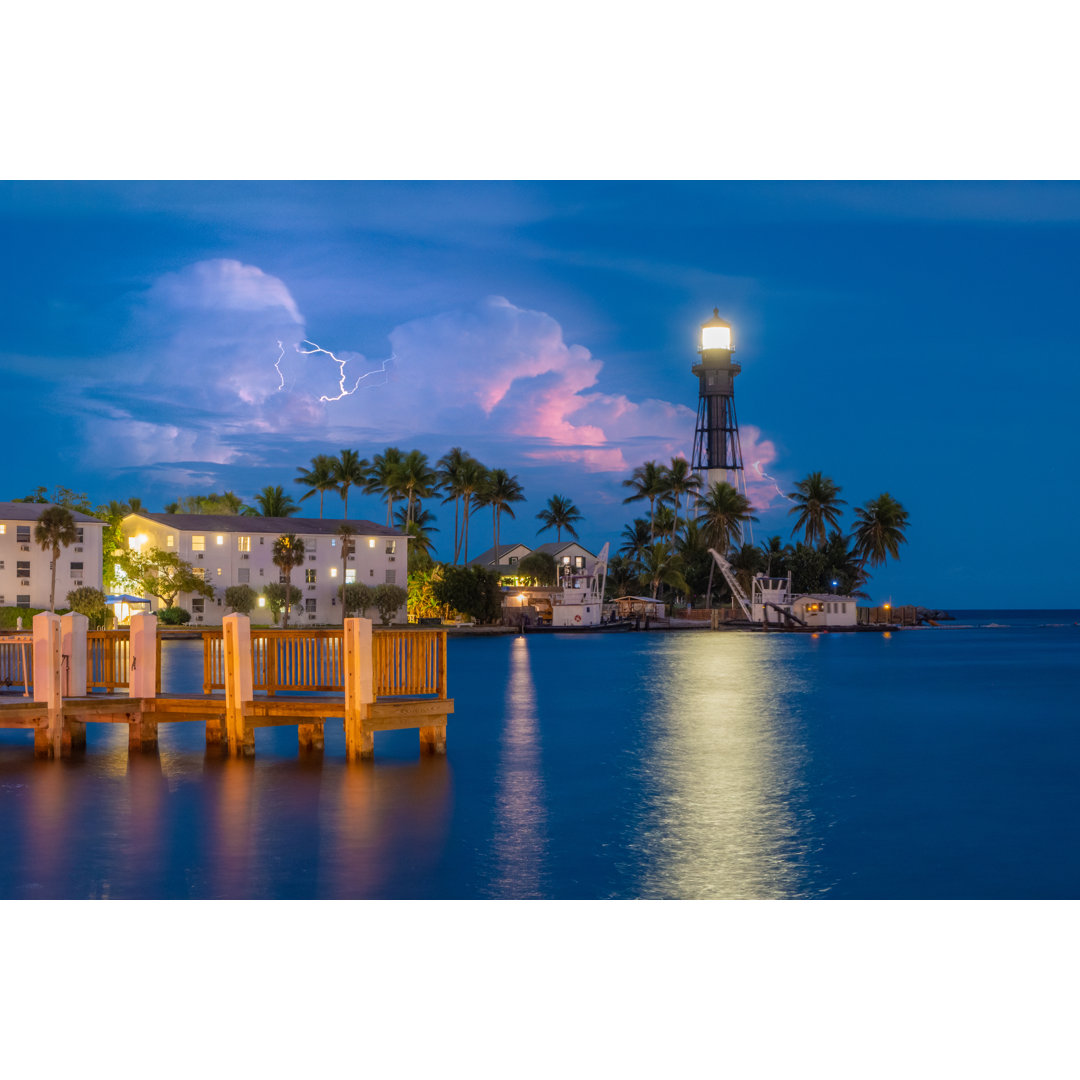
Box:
xmin=238 ymin=569 xmax=250 ymax=584
xmin=192 ymin=599 xmax=205 ymax=614
xmin=166 ymin=534 xmax=175 ymax=548
xmin=0 ymin=524 xmax=5 ymax=534
xmin=216 ymin=535 xmax=224 ymax=546
xmin=368 ymin=538 xmax=376 ymax=548
xmin=508 ymin=556 xmax=518 ymax=565
xmin=345 ymin=569 xmax=356 ymax=584
xmin=385 ymin=569 xmax=396 ymax=584
xmin=17 ymin=526 xmax=30 ymax=542
xmin=70 ymin=562 xmax=83 ymax=573
xmin=16 ymin=595 xmax=30 ymax=608
xmin=385 ymin=540 xmax=396 ymax=555
xmin=305 ymin=569 xmax=317 ymax=584
xmin=216 ymin=567 xmax=223 ymax=576
xmin=279 ymin=574 xmax=288 ymax=585
xmin=329 ymin=567 xmax=338 ymax=578
xmin=75 ymin=528 xmax=84 ymax=543
xmin=307 ymin=539 xmax=317 ymax=553
xmin=330 ymin=537 xmax=337 ymax=547
xmin=237 ymin=536 xmax=250 ymax=552
xmin=305 ymin=599 xmax=316 ymax=613
xmin=574 ymin=556 xmax=584 ymax=568
xmin=16 ymin=561 xmax=30 ymax=576
xmin=259 ymin=568 xmax=264 ymax=577
xmin=192 ymin=535 xmax=205 ymax=551
xmin=562 ymin=556 xmax=570 ymax=564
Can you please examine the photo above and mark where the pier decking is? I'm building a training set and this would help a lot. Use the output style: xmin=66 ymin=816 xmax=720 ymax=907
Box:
xmin=0 ymin=614 xmax=453 ymax=761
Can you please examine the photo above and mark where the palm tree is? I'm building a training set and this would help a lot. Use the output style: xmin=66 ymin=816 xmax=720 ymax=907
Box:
xmin=127 ymin=496 xmax=145 ymax=513
xmin=622 ymin=461 xmax=668 ymax=542
xmin=436 ymin=447 xmax=470 ymax=564
xmin=336 ymin=523 xmax=355 ymax=624
xmin=476 ymin=468 xmax=525 ymax=560
xmin=663 ymin=457 xmax=701 ymax=531
xmin=295 ymin=454 xmax=339 ymax=518
xmin=399 ymin=449 xmax=440 ymax=526
xmin=536 ymin=494 xmax=582 ymax=543
xmin=366 ymin=447 xmax=406 ymax=527
xmin=333 ymin=449 xmax=369 ymax=521
xmin=163 ymin=501 xmax=180 ymax=514
xmin=456 ymin=457 xmax=488 ymax=564
xmin=759 ymin=535 xmax=792 ymax=578
xmin=638 ymin=542 xmax=689 ymax=600
xmin=272 ymin=533 xmax=306 ymax=628
xmin=99 ymin=499 xmax=130 ymax=523
xmin=35 ymin=506 xmax=78 ymax=612
xmin=697 ymin=481 xmax=757 ymax=608
xmin=248 ymin=485 xmax=298 ymax=517
xmin=619 ymin=518 xmax=651 ymax=566
xmin=787 ymin=471 xmax=846 ymax=549
xmin=852 ymin=493 xmax=909 ymax=568
xmin=728 ymin=542 xmax=765 ymax=601
xmin=652 ymin=504 xmax=678 ymax=550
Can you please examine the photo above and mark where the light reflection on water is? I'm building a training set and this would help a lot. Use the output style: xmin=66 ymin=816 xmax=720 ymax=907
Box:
xmin=632 ymin=634 xmax=814 ymax=899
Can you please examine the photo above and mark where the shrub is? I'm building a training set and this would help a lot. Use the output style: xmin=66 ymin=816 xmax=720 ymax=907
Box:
xmin=65 ymin=586 xmax=110 ymax=629
xmin=341 ymin=583 xmax=375 ymax=618
xmin=225 ymin=584 xmax=257 ymax=615
xmin=516 ymin=551 xmax=558 ymax=586
xmin=158 ymin=606 xmax=191 ymax=625
xmin=432 ymin=565 xmax=502 ymax=624
xmin=262 ymin=583 xmax=302 ymax=625
xmin=372 ymin=584 xmax=408 ymax=626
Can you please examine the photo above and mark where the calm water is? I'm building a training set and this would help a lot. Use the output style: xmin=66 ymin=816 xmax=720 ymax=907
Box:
xmin=1 ymin=610 xmax=1077 ymax=899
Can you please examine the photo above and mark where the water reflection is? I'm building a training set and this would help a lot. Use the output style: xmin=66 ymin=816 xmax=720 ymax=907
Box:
xmin=487 ymin=636 xmax=548 ymax=897
xmin=635 ymin=634 xmax=811 ymax=899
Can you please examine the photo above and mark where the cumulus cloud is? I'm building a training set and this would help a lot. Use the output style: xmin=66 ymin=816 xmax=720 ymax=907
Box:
xmin=148 ymin=259 xmax=304 ymax=324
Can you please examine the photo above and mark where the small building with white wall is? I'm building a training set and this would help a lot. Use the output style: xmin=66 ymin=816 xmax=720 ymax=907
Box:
xmin=119 ymin=513 xmax=407 ymax=625
xmin=0 ymin=502 xmax=105 ymax=610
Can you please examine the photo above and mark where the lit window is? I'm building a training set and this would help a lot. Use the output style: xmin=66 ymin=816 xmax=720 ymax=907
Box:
xmin=192 ymin=535 xmax=205 ymax=551
xmin=216 ymin=535 xmax=224 ymax=545
xmin=237 ymin=536 xmax=250 ymax=552
xmin=0 ymin=525 xmax=5 ymax=534
xmin=385 ymin=540 xmax=396 ymax=555
xmin=305 ymin=569 xmax=317 ymax=584
xmin=329 ymin=567 xmax=338 ymax=578
xmin=345 ymin=569 xmax=356 ymax=584
xmin=257 ymin=596 xmax=266 ymax=608
xmin=368 ymin=538 xmax=376 ymax=548
xmin=166 ymin=534 xmax=175 ymax=548
xmin=216 ymin=567 xmax=222 ymax=576
xmin=330 ymin=538 xmax=337 ymax=547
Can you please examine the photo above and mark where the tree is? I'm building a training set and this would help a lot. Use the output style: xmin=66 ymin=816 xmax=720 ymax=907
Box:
xmin=248 ymin=486 xmax=299 ymax=517
xmin=365 ymin=447 xmax=406 ymax=526
xmin=604 ymin=554 xmax=637 ymax=599
xmin=652 ymin=504 xmax=678 ymax=550
xmin=295 ymin=454 xmax=340 ymax=518
xmin=676 ymin=520 xmax=713 ymax=605
xmin=66 ymin=586 xmax=109 ymax=629
xmin=340 ymin=583 xmax=374 ymax=619
xmin=271 ymin=533 xmax=306 ymax=628
xmin=372 ymin=584 xmax=407 ymax=626
xmin=398 ymin=449 xmax=439 ymax=526
xmin=333 ymin=449 xmax=370 ymax=520
xmin=16 ymin=486 xmax=94 ymax=514
xmin=787 ymin=472 xmax=846 ymax=549
xmin=174 ymin=492 xmax=245 ymax=514
xmin=696 ymin=481 xmax=757 ymax=608
xmin=536 ymin=494 xmax=582 ymax=543
xmin=728 ymin=542 xmax=765 ymax=601
xmin=477 ymin=468 xmax=525 ymax=558
xmin=35 ymin=506 xmax=79 ymax=612
xmin=759 ymin=535 xmax=792 ymax=578
xmin=622 ymin=461 xmax=668 ymax=542
xmin=225 ymin=584 xmax=257 ymax=615
xmin=618 ymin=518 xmax=651 ymax=566
xmin=822 ymin=530 xmax=868 ymax=598
xmin=638 ymin=542 xmax=689 ymax=600
xmin=432 ymin=565 xmax=502 ymax=623
xmin=407 ymin=566 xmax=442 ymax=622
xmin=436 ymin=447 xmax=470 ymax=564
xmin=663 ymin=457 xmax=701 ymax=531
xmin=262 ymin=583 xmax=301 ymax=625
xmin=336 ymin=523 xmax=355 ymax=624
xmin=117 ymin=548 xmax=214 ymax=608
xmin=455 ymin=457 xmax=488 ymax=564
xmin=517 ymin=550 xmax=558 ymax=586
xmin=852 ymin=493 xmax=910 ymax=569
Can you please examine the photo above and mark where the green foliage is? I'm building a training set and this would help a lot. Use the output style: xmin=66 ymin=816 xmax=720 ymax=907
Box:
xmin=0 ymin=606 xmax=57 ymax=628
xmin=788 ymin=543 xmax=829 ymax=595
xmin=852 ymin=493 xmax=909 ymax=568
xmin=271 ymin=533 xmax=306 ymax=628
xmin=158 ymin=606 xmax=192 ymax=625
xmin=432 ymin=565 xmax=502 ymax=623
xmin=516 ymin=551 xmax=558 ymax=586
xmin=407 ymin=567 xmax=442 ymax=622
xmin=172 ymin=492 xmax=246 ymax=515
xmin=372 ymin=584 xmax=408 ymax=626
xmin=35 ymin=505 xmax=79 ymax=612
xmin=65 ymin=586 xmax=109 ymax=629
xmin=14 ymin=486 xmax=95 ymax=515
xmin=246 ymin=486 xmax=298 ymax=517
xmin=341 ymin=583 xmax=375 ymax=618
xmin=262 ymin=583 xmax=302 ymax=624
xmin=116 ymin=548 xmax=214 ymax=608
xmin=225 ymin=584 xmax=258 ymax=615
xmin=536 ymin=493 xmax=581 ymax=542
xmin=787 ymin=472 xmax=846 ymax=549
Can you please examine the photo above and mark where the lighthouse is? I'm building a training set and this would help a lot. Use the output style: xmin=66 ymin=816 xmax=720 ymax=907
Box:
xmin=691 ymin=309 xmax=745 ymax=493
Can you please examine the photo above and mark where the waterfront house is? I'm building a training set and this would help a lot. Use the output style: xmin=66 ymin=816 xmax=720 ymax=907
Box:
xmin=790 ymin=594 xmax=858 ymax=628
xmin=469 ymin=543 xmax=533 ymax=576
xmin=119 ymin=514 xmax=407 ymax=625
xmin=0 ymin=502 xmax=105 ymax=610
xmin=532 ymin=541 xmax=593 ymax=571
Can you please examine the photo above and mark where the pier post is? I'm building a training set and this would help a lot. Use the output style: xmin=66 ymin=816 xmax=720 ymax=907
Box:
xmin=60 ymin=612 xmax=88 ymax=751
xmin=298 ymin=721 xmax=325 ymax=754
xmin=128 ymin=613 xmax=159 ymax=751
xmin=32 ymin=612 xmax=63 ymax=759
xmin=343 ymin=617 xmax=374 ymax=761
xmin=223 ymin=614 xmax=255 ymax=758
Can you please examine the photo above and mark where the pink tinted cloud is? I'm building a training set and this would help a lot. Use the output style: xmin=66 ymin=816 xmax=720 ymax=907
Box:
xmin=740 ymin=425 xmax=788 ymax=511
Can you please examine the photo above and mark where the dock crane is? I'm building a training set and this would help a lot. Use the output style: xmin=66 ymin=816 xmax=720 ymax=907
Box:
xmin=707 ymin=549 xmax=807 ymax=627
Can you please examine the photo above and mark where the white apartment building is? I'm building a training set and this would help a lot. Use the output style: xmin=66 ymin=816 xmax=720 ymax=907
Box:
xmin=0 ymin=502 xmax=105 ymax=609
xmin=119 ymin=514 xmax=408 ymax=625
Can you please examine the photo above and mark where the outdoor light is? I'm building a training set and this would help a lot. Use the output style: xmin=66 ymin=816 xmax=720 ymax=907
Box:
xmin=700 ymin=309 xmax=732 ymax=352
xmin=258 ymin=597 xmax=266 ymax=608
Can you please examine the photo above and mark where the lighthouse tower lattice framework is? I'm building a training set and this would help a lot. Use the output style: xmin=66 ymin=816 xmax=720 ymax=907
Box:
xmin=691 ymin=309 xmax=753 ymax=539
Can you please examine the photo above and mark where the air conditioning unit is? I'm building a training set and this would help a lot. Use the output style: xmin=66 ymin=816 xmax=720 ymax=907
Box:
xmin=388 ymin=556 xmax=396 ymax=562
xmin=19 ymin=544 xmax=30 ymax=551
xmin=308 ymin=585 xmax=316 ymax=591
xmin=19 ymin=580 xmax=30 ymax=586
xmin=73 ymin=580 xmax=83 ymax=587
xmin=308 ymin=614 xmax=316 ymax=620
xmin=241 ymin=553 xmax=249 ymax=560
xmin=74 ymin=546 xmax=83 ymax=552
xmin=308 ymin=555 xmax=316 ymax=561
xmin=197 ymin=553 xmax=204 ymax=560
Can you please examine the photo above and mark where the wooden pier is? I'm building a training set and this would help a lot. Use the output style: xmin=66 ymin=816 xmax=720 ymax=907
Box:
xmin=0 ymin=613 xmax=453 ymax=762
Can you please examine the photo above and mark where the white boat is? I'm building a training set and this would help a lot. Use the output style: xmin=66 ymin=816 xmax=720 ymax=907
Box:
xmin=550 ymin=543 xmax=609 ymax=628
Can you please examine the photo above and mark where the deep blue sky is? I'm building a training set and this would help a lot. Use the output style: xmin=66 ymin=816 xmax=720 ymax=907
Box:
xmin=2 ymin=181 xmax=1078 ymax=607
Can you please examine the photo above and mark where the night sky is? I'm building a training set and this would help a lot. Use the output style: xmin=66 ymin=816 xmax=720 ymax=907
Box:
xmin=2 ymin=181 xmax=1077 ymax=608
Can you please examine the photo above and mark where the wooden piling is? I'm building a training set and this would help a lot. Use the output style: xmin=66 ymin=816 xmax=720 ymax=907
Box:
xmin=298 ymin=721 xmax=325 ymax=753
xmin=223 ymin=614 xmax=255 ymax=757
xmin=33 ymin=612 xmax=63 ymax=759
xmin=343 ymin=617 xmax=375 ymax=762
xmin=128 ymin=613 xmax=159 ymax=751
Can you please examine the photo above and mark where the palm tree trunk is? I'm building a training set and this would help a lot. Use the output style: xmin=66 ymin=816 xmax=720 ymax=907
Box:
xmin=649 ymin=497 xmax=656 ymax=542
xmin=463 ymin=495 xmax=470 ymax=563
xmin=342 ymin=485 xmax=349 ymax=521
xmin=453 ymin=497 xmax=461 ymax=565
xmin=706 ymin=560 xmax=715 ymax=610
xmin=50 ymin=544 xmax=58 ymax=612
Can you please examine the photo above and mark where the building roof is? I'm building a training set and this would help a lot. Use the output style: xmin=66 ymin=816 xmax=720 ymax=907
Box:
xmin=533 ymin=541 xmax=594 ymax=557
xmin=125 ymin=513 xmax=404 ymax=537
xmin=796 ymin=593 xmax=858 ymax=603
xmin=0 ymin=501 xmax=105 ymax=524
xmin=470 ymin=543 xmax=531 ymax=566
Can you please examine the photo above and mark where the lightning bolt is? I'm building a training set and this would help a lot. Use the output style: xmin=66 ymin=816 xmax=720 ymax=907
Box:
xmin=297 ymin=340 xmax=394 ymax=402
xmin=273 ymin=340 xmax=286 ymax=391
xmin=753 ymin=460 xmax=794 ymax=502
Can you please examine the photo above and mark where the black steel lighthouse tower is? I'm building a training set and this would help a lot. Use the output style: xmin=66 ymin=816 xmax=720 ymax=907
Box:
xmin=691 ymin=309 xmax=745 ymax=492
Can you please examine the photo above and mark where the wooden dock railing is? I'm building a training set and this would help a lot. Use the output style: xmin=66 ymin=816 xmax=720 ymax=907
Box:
xmin=1 ymin=630 xmax=160 ymax=694
xmin=202 ymin=627 xmax=446 ymax=698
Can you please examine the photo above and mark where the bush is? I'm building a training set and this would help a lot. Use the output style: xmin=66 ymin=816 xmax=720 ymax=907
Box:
xmin=225 ymin=584 xmax=258 ymax=615
xmin=517 ymin=551 xmax=558 ymax=586
xmin=66 ymin=586 xmax=110 ymax=629
xmin=432 ymin=565 xmax=503 ymax=624
xmin=372 ymin=584 xmax=408 ymax=626
xmin=262 ymin=583 xmax=302 ymax=625
xmin=158 ymin=606 xmax=191 ymax=625
xmin=341 ymin=583 xmax=375 ymax=618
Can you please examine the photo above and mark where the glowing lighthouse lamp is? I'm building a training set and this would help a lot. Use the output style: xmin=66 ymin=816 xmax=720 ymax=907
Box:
xmin=691 ymin=309 xmax=745 ymax=495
